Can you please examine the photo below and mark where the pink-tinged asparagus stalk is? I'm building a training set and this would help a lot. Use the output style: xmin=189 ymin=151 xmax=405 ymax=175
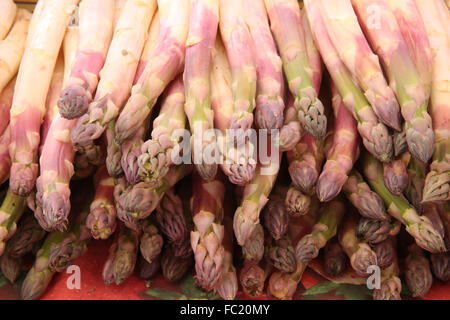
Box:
xmin=352 ymin=0 xmax=434 ymax=163
xmin=113 ymin=0 xmax=189 ymax=145
xmin=386 ymin=0 xmax=433 ymax=91
xmin=0 ymin=9 xmax=31 ymax=95
xmin=211 ymin=36 xmax=257 ymax=186
xmin=113 ymin=0 xmax=127 ymax=28
xmin=343 ymin=169 xmax=389 ymax=220
xmin=0 ymin=0 xmax=16 ymax=40
xmin=216 ymin=201 xmax=238 ymax=300
xmin=362 ymin=151 xmax=446 ymax=253
xmin=304 ymin=0 xmax=393 ymax=162
xmin=338 ymin=212 xmax=378 ymax=277
xmin=57 ymin=0 xmax=115 ymax=119
xmin=183 ymin=0 xmax=219 ymax=181
xmin=40 ymin=55 xmax=65 ymax=151
xmin=115 ymin=165 xmax=192 ymax=221
xmin=267 ymin=206 xmax=319 ymax=300
xmin=264 ymin=0 xmax=326 ymax=139
xmin=287 ymin=133 xmax=325 ymax=194
xmin=415 ymin=0 xmax=450 ymax=203
xmin=0 ymin=78 xmax=15 ymax=137
xmin=106 ymin=13 xmax=161 ymax=179
xmin=320 ymin=0 xmax=401 ymax=132
xmin=242 ymin=0 xmax=284 ymax=130
xmin=71 ymin=0 xmax=157 ymax=158
xmin=190 ymin=172 xmax=225 ymax=291
xmin=316 ymin=84 xmax=360 ymax=202
xmin=383 ymin=153 xmax=410 ymax=196
xmin=86 ymin=165 xmax=117 ymax=240
xmin=233 ymin=143 xmax=280 ymax=246
xmin=35 ymin=27 xmax=79 ymax=232
xmin=139 ymin=76 xmax=186 ymax=184
xmin=279 ymin=94 xmax=302 ymax=152
xmin=9 ymin=0 xmax=79 ymax=196
xmin=0 ymin=126 xmax=11 ymax=185
xmin=218 ymin=0 xmax=256 ymax=134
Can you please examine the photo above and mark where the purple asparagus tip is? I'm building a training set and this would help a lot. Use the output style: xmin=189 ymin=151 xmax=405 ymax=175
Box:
xmin=57 ymin=84 xmax=91 ymax=119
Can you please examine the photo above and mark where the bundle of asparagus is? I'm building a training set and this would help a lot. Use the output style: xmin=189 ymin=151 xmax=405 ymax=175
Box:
xmin=0 ymin=0 xmax=447 ymax=301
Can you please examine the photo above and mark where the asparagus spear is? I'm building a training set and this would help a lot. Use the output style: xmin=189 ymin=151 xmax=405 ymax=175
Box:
xmin=284 ymin=186 xmax=311 ymax=218
xmin=383 ymin=154 xmax=410 ymax=196
xmin=35 ymin=26 xmax=79 ymax=232
xmin=190 ymin=172 xmax=225 ymax=291
xmin=304 ymin=0 xmax=393 ymax=162
xmin=155 ymin=188 xmax=187 ymax=245
xmin=287 ymin=133 xmax=324 ymax=194
xmin=114 ymin=165 xmax=192 ymax=221
xmin=0 ymin=77 xmax=15 ymax=139
xmin=323 ymin=240 xmax=347 ymax=278
xmin=219 ymin=0 xmax=257 ymax=134
xmin=373 ymin=256 xmax=402 ymax=300
xmin=239 ymin=261 xmax=268 ymax=298
xmin=0 ymin=9 xmax=31 ymax=95
xmin=405 ymin=156 xmax=427 ymax=213
xmin=138 ymin=76 xmax=186 ymax=184
xmin=264 ymin=0 xmax=326 ymax=139
xmin=86 ymin=165 xmax=117 ymax=240
xmin=210 ymin=36 xmax=257 ymax=186
xmin=57 ymin=0 xmax=115 ymax=119
xmin=216 ymin=212 xmax=238 ymax=300
xmin=113 ymin=0 xmax=189 ymax=145
xmin=71 ymin=0 xmax=157 ymax=160
xmin=316 ymin=84 xmax=360 ymax=202
xmin=279 ymin=94 xmax=302 ymax=153
xmin=263 ymin=198 xmax=289 ymax=241
xmin=404 ymin=243 xmax=433 ymax=297
xmin=0 ymin=189 xmax=27 ymax=256
xmin=343 ymin=169 xmax=389 ymax=220
xmin=183 ymin=0 xmax=220 ymax=180
xmin=267 ymin=235 xmax=296 ymax=273
xmin=393 ymin=124 xmax=408 ymax=158
xmin=0 ymin=0 xmax=16 ymax=40
xmin=140 ymin=219 xmax=163 ymax=264
xmin=161 ymin=243 xmax=192 ymax=282
xmin=103 ymin=223 xmax=139 ymax=285
xmin=362 ymin=151 xmax=446 ymax=253
xmin=243 ymin=0 xmax=284 ymax=130
xmin=295 ymin=198 xmax=346 ymax=263
xmin=352 ymin=0 xmax=433 ymax=162
xmin=338 ymin=212 xmax=378 ymax=277
xmin=356 ymin=217 xmax=401 ymax=245
xmin=9 ymin=0 xmax=79 ymax=197
xmin=416 ymin=0 xmax=450 ymax=203
xmin=242 ymin=224 xmax=264 ymax=264
xmin=233 ymin=146 xmax=280 ymax=246
xmin=429 ymin=252 xmax=450 ymax=282
xmin=372 ymin=237 xmax=396 ymax=270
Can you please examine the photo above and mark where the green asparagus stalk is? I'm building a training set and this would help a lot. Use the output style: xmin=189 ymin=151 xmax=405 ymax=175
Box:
xmin=103 ymin=223 xmax=139 ymax=285
xmin=343 ymin=169 xmax=389 ymax=220
xmin=404 ymin=243 xmax=433 ymax=297
xmin=0 ymin=189 xmax=27 ymax=255
xmin=295 ymin=198 xmax=346 ymax=263
xmin=362 ymin=151 xmax=446 ymax=253
xmin=304 ymin=0 xmax=393 ymax=162
xmin=264 ymin=0 xmax=327 ymax=139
